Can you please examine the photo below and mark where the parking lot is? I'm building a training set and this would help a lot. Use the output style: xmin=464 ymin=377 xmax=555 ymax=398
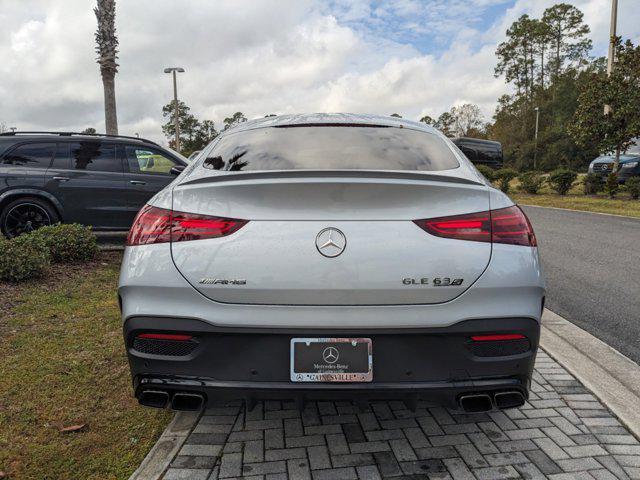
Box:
xmin=161 ymin=350 xmax=640 ymax=480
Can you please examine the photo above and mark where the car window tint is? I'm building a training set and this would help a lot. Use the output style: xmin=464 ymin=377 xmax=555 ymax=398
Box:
xmin=459 ymin=146 xmax=478 ymax=161
xmin=201 ymin=126 xmax=460 ymax=172
xmin=2 ymin=143 xmax=56 ymax=168
xmin=126 ymin=147 xmax=176 ymax=175
xmin=51 ymin=143 xmax=70 ymax=169
xmin=70 ymin=142 xmax=121 ymax=172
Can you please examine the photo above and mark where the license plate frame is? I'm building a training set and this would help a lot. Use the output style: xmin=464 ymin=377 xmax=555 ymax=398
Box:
xmin=290 ymin=337 xmax=373 ymax=383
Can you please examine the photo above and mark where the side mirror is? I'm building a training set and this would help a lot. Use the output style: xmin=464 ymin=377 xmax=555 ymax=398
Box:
xmin=170 ymin=165 xmax=186 ymax=176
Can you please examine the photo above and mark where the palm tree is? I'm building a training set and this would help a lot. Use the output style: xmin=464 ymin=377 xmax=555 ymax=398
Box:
xmin=94 ymin=0 xmax=119 ymax=134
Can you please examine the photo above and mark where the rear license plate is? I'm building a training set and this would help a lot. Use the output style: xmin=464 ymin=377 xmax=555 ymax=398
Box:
xmin=290 ymin=338 xmax=372 ymax=382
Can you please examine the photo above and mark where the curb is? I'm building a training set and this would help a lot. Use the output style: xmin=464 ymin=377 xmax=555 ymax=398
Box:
xmin=128 ymin=411 xmax=201 ymax=480
xmin=96 ymin=231 xmax=126 ymax=251
xmin=540 ymin=308 xmax=640 ymax=439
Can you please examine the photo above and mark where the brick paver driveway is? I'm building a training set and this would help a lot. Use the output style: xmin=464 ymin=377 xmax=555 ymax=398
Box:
xmin=163 ymin=351 xmax=640 ymax=479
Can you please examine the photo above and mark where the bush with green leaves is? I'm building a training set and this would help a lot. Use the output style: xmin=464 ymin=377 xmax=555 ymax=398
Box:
xmin=475 ymin=164 xmax=496 ymax=182
xmin=518 ymin=171 xmax=544 ymax=194
xmin=0 ymin=234 xmax=51 ymax=282
xmin=604 ymin=173 xmax=619 ymax=199
xmin=625 ymin=177 xmax=640 ymax=200
xmin=493 ymin=168 xmax=518 ymax=193
xmin=547 ymin=169 xmax=577 ymax=195
xmin=31 ymin=223 xmax=98 ymax=263
xmin=583 ymin=173 xmax=602 ymax=195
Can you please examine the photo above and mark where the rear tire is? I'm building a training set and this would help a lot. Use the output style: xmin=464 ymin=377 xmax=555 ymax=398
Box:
xmin=0 ymin=196 xmax=60 ymax=238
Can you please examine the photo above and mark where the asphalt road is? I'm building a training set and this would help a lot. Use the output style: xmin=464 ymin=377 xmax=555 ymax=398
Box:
xmin=522 ymin=205 xmax=640 ymax=364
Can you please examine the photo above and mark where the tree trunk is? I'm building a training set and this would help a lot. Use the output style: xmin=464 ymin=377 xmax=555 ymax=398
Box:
xmin=555 ymin=38 xmax=561 ymax=79
xmin=102 ymin=72 xmax=118 ymax=135
xmin=530 ymin=50 xmax=535 ymax=97
xmin=540 ymin=46 xmax=545 ymax=89
xmin=613 ymin=145 xmax=621 ymax=172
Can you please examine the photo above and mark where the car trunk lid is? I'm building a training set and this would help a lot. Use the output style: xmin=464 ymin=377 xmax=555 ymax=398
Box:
xmin=170 ymin=172 xmax=491 ymax=305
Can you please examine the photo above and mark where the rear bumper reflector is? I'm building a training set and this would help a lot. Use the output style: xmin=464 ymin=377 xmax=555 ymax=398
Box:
xmin=471 ymin=334 xmax=526 ymax=342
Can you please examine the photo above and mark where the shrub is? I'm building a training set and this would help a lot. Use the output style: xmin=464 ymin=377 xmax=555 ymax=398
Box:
xmin=518 ymin=171 xmax=544 ymax=194
xmin=604 ymin=173 xmax=619 ymax=199
xmin=547 ymin=169 xmax=577 ymax=195
xmin=475 ymin=164 xmax=496 ymax=182
xmin=32 ymin=223 xmax=98 ymax=263
xmin=583 ymin=173 xmax=602 ymax=195
xmin=626 ymin=177 xmax=640 ymax=200
xmin=493 ymin=168 xmax=518 ymax=193
xmin=0 ymin=234 xmax=51 ymax=282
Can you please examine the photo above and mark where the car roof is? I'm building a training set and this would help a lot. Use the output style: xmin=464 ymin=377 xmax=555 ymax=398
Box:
xmin=0 ymin=131 xmax=160 ymax=147
xmin=452 ymin=137 xmax=501 ymax=147
xmin=223 ymin=113 xmax=440 ymax=136
xmin=0 ymin=132 xmax=187 ymax=164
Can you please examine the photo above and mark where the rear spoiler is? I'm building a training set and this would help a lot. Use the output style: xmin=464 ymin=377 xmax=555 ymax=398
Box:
xmin=179 ymin=170 xmax=484 ymax=187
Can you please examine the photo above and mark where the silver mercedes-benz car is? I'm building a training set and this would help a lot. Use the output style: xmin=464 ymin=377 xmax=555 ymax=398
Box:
xmin=119 ymin=114 xmax=544 ymax=413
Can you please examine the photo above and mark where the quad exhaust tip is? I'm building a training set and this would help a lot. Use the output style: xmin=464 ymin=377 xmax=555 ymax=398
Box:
xmin=459 ymin=393 xmax=493 ymax=413
xmin=494 ymin=391 xmax=525 ymax=409
xmin=138 ymin=390 xmax=170 ymax=409
xmin=138 ymin=390 xmax=205 ymax=411
xmin=171 ymin=392 xmax=205 ymax=411
xmin=459 ymin=390 xmax=525 ymax=413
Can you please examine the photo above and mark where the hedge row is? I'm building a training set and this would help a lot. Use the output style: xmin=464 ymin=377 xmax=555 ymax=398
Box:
xmin=476 ymin=165 xmax=640 ymax=199
xmin=0 ymin=224 xmax=97 ymax=282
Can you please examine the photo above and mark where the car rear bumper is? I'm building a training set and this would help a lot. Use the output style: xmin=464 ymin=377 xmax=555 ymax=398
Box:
xmin=124 ymin=316 xmax=539 ymax=410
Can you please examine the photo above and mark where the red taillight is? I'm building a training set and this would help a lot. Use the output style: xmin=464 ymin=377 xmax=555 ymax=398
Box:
xmin=413 ymin=205 xmax=536 ymax=247
xmin=471 ymin=334 xmax=526 ymax=342
xmin=491 ymin=206 xmax=537 ymax=247
xmin=127 ymin=205 xmax=248 ymax=246
xmin=415 ymin=210 xmax=491 ymax=243
xmin=137 ymin=333 xmax=193 ymax=341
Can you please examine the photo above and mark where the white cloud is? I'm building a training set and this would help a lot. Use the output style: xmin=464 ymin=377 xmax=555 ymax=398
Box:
xmin=0 ymin=0 xmax=638 ymax=144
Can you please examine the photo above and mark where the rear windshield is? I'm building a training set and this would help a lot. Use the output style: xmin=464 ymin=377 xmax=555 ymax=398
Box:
xmin=201 ymin=126 xmax=459 ymax=172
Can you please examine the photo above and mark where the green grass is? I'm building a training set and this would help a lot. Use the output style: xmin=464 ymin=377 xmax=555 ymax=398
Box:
xmin=502 ymin=175 xmax=640 ymax=218
xmin=511 ymin=193 xmax=640 ymax=218
xmin=0 ymin=252 xmax=171 ymax=480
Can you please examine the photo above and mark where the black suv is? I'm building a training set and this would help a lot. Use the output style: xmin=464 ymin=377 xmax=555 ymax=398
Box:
xmin=452 ymin=137 xmax=503 ymax=168
xmin=0 ymin=132 xmax=188 ymax=237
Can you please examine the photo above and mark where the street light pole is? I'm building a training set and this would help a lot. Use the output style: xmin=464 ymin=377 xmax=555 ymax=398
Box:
xmin=604 ymin=0 xmax=618 ymax=116
xmin=606 ymin=0 xmax=618 ymax=77
xmin=164 ymin=67 xmax=185 ymax=152
xmin=534 ymin=107 xmax=540 ymax=170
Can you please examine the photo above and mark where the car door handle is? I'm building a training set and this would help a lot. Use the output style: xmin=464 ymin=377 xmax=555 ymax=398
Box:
xmin=129 ymin=180 xmax=147 ymax=185
xmin=53 ymin=176 xmax=70 ymax=182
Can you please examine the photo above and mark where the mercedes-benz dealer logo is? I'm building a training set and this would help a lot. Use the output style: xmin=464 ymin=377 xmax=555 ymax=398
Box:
xmin=322 ymin=347 xmax=339 ymax=364
xmin=315 ymin=228 xmax=346 ymax=258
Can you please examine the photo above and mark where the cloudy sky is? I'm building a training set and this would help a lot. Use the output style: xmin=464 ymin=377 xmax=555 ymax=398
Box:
xmin=1 ymin=0 xmax=639 ymax=144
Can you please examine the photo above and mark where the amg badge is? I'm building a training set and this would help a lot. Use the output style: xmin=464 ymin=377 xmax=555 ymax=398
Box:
xmin=199 ymin=278 xmax=246 ymax=285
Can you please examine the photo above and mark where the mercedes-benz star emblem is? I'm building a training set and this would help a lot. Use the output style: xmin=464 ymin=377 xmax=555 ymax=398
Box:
xmin=315 ymin=228 xmax=347 ymax=258
xmin=322 ymin=347 xmax=339 ymax=364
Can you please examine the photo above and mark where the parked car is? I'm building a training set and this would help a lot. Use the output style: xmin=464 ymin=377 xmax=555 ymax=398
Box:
xmin=119 ymin=114 xmax=544 ymax=413
xmin=588 ymin=139 xmax=640 ymax=183
xmin=451 ymin=137 xmax=503 ymax=168
xmin=0 ymin=132 xmax=188 ymax=237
